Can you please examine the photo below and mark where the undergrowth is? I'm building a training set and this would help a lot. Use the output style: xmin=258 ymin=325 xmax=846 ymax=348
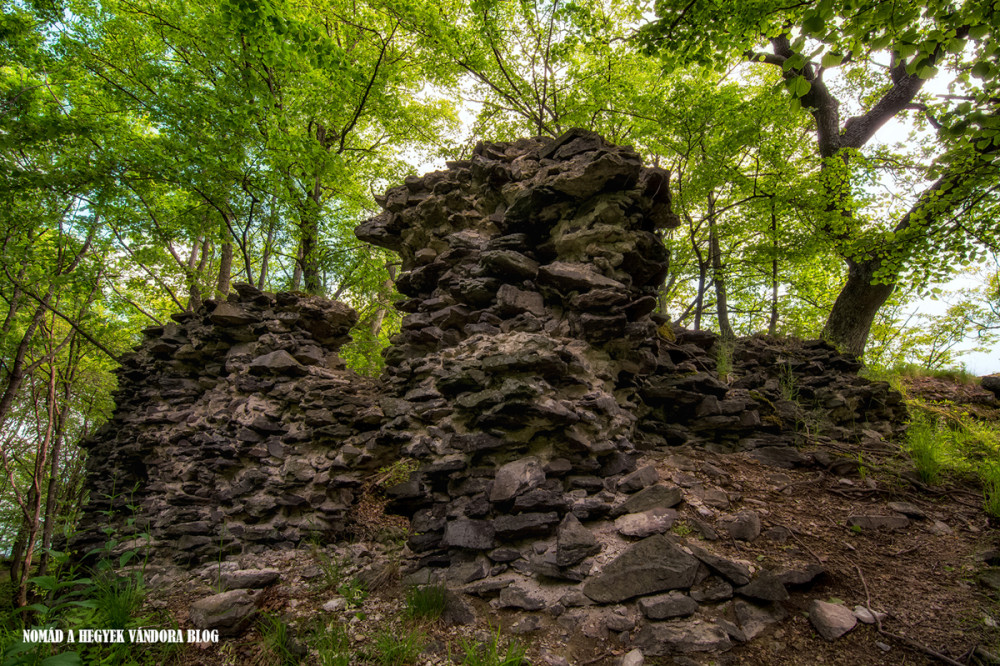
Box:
xmin=404 ymin=584 xmax=447 ymax=622
xmin=903 ymin=402 xmax=1000 ymax=517
xmin=458 ymin=628 xmax=527 ymax=666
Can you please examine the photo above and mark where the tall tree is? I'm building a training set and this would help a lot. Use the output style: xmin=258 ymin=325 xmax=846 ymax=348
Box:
xmin=641 ymin=0 xmax=1000 ymax=355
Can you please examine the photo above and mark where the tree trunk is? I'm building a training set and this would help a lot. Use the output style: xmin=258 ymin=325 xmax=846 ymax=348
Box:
xmin=821 ymin=258 xmax=896 ymax=356
xmin=38 ymin=336 xmax=76 ymax=577
xmin=186 ymin=237 xmax=203 ymax=311
xmin=291 ymin=244 xmax=303 ymax=291
xmin=300 ymin=176 xmax=324 ymax=295
xmin=0 ymin=296 xmax=50 ymax=430
xmin=768 ymin=205 xmax=779 ymax=336
xmin=216 ymin=242 xmax=232 ymax=298
xmin=708 ymin=195 xmax=734 ymax=341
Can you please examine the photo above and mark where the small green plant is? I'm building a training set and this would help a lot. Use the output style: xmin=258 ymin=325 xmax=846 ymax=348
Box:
xmin=310 ymin=546 xmax=346 ymax=592
xmin=369 ymin=625 xmax=425 ymax=666
xmin=715 ymin=339 xmax=734 ymax=380
xmin=459 ymin=628 xmax=527 ymax=666
xmin=850 ymin=524 xmax=862 ymax=534
xmin=404 ymin=584 xmax=447 ymax=622
xmin=779 ymin=361 xmax=798 ymax=402
xmin=259 ymin=613 xmax=300 ymax=666
xmin=906 ymin=413 xmax=944 ymax=484
xmin=312 ymin=621 xmax=351 ymax=666
xmin=982 ymin=463 xmax=1000 ymax=520
xmin=337 ymin=577 xmax=368 ymax=609
xmin=671 ymin=521 xmax=693 ymax=537
xmin=90 ymin=569 xmax=145 ymax=630
xmin=856 ymin=453 xmax=868 ymax=481
xmin=374 ymin=458 xmax=420 ymax=488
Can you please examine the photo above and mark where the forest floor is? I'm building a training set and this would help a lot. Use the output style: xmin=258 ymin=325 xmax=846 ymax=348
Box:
xmin=136 ymin=375 xmax=1000 ymax=666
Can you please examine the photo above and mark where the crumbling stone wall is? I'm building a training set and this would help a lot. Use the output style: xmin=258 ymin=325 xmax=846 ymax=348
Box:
xmin=355 ymin=129 xmax=680 ymax=556
xmin=637 ymin=328 xmax=907 ymax=455
xmin=74 ymin=285 xmax=388 ymax=564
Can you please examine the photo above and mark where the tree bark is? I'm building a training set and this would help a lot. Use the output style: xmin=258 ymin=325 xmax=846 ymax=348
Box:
xmin=299 ymin=174 xmax=324 ymax=295
xmin=821 ymin=258 xmax=896 ymax=356
xmin=216 ymin=242 xmax=232 ymax=298
xmin=708 ymin=194 xmax=734 ymax=340
xmin=769 ymin=205 xmax=779 ymax=336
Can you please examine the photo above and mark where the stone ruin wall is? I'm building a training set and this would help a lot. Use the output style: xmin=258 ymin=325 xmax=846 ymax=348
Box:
xmin=75 ymin=129 xmax=906 ymax=582
xmin=74 ymin=287 xmax=390 ymax=564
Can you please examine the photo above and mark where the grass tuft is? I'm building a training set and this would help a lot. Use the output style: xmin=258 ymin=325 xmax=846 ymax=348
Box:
xmin=459 ymin=628 xmax=527 ymax=666
xmin=982 ymin=464 xmax=1000 ymax=520
xmin=404 ymin=583 xmax=447 ymax=622
xmin=906 ymin=413 xmax=944 ymax=484
xmin=258 ymin=612 xmax=299 ymax=666
xmin=370 ymin=625 xmax=425 ymax=666
xmin=311 ymin=621 xmax=351 ymax=666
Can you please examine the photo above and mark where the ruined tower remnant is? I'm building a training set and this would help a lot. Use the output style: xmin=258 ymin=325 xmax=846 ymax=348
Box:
xmin=355 ymin=129 xmax=681 ymax=557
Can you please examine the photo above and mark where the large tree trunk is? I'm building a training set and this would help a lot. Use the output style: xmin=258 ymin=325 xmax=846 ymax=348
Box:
xmin=768 ymin=206 xmax=779 ymax=336
xmin=299 ymin=175 xmax=324 ymax=295
xmin=821 ymin=258 xmax=896 ymax=356
xmin=707 ymin=195 xmax=734 ymax=341
xmin=216 ymin=242 xmax=233 ymax=298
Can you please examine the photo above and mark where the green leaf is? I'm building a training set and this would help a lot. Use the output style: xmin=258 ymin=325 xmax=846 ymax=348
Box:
xmin=821 ymin=52 xmax=843 ymax=68
xmin=972 ymin=61 xmax=991 ymax=79
xmin=969 ymin=24 xmax=989 ymax=40
xmin=803 ymin=14 xmax=825 ymax=35
xmin=41 ymin=652 xmax=83 ymax=666
xmin=789 ymin=75 xmax=811 ymax=97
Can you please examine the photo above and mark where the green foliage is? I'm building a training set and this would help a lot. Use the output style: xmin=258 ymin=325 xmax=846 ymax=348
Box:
xmin=258 ymin=613 xmax=300 ymax=666
xmin=982 ymin=464 xmax=1000 ymax=520
xmin=403 ymin=584 xmax=447 ymax=622
xmin=374 ymin=459 xmax=419 ymax=489
xmin=904 ymin=404 xmax=1000 ymax=497
xmin=311 ymin=621 xmax=351 ymax=666
xmin=458 ymin=628 xmax=527 ymax=666
xmin=714 ymin=339 xmax=734 ymax=379
xmin=779 ymin=362 xmax=798 ymax=402
xmin=308 ymin=546 xmax=346 ymax=593
xmin=336 ymin=577 xmax=368 ymax=609
xmin=367 ymin=625 xmax=425 ymax=666
xmin=89 ymin=571 xmax=145 ymax=630
xmin=906 ymin=413 xmax=945 ymax=484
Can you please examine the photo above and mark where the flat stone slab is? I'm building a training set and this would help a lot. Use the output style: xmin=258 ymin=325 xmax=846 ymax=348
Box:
xmin=736 ymin=571 xmax=789 ymax=602
xmin=688 ymin=544 xmax=751 ymax=586
xmin=633 ymin=619 xmax=733 ymax=656
xmin=735 ymin=599 xmax=788 ymax=640
xmin=615 ymin=508 xmax=677 ymax=538
xmin=189 ymin=589 xmax=261 ymax=637
xmin=887 ymin=501 xmax=926 ymax=518
xmin=809 ymin=599 xmax=857 ymax=640
xmin=847 ymin=515 xmax=910 ymax=531
xmin=220 ymin=568 xmax=280 ymax=590
xmin=583 ymin=535 xmax=699 ymax=603
xmin=638 ymin=591 xmax=698 ymax=620
xmin=611 ymin=484 xmax=683 ymax=517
